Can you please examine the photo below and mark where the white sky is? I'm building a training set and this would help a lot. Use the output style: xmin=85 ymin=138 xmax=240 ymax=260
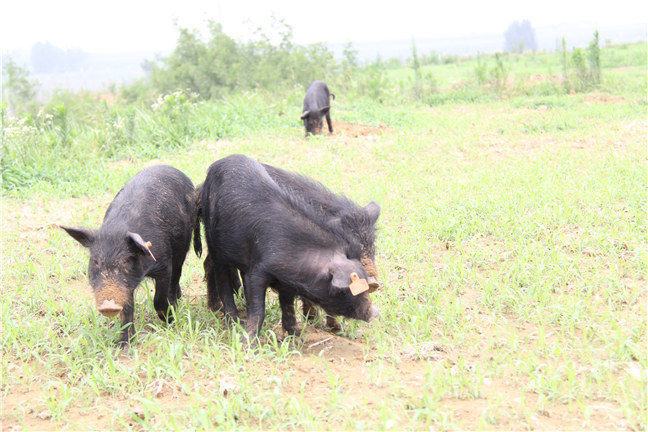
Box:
xmin=2 ymin=0 xmax=646 ymax=53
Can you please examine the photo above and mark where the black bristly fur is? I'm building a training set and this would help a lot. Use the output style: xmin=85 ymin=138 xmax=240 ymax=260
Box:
xmin=200 ymin=155 xmax=378 ymax=343
xmin=262 ymin=163 xmax=379 ymax=259
xmin=60 ymin=165 xmax=200 ymax=347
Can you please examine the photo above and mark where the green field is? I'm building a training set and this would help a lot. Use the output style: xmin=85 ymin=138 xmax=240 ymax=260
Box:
xmin=1 ymin=42 xmax=647 ymax=430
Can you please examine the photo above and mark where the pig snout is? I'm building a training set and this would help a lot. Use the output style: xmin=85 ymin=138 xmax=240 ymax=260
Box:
xmin=353 ymin=300 xmax=380 ymax=322
xmin=367 ymin=276 xmax=380 ymax=291
xmin=95 ymin=282 xmax=129 ymax=317
xmin=97 ymin=299 xmax=123 ymax=317
xmin=367 ymin=304 xmax=380 ymax=322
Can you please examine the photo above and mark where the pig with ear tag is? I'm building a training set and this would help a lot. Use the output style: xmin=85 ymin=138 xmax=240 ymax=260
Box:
xmin=200 ymin=154 xmax=379 ymax=345
xmin=61 ymin=165 xmax=202 ymax=347
xmin=201 ymin=161 xmax=383 ymax=334
xmin=262 ymin=162 xmax=381 ymax=331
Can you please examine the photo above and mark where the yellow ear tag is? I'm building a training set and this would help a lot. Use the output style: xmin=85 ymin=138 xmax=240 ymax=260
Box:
xmin=144 ymin=241 xmax=157 ymax=262
xmin=349 ymin=272 xmax=369 ymax=296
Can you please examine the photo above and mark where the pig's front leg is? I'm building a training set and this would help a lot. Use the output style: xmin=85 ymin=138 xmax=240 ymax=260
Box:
xmin=154 ymin=270 xmax=175 ymax=323
xmin=118 ymin=294 xmax=135 ymax=348
xmin=278 ymin=290 xmax=301 ymax=336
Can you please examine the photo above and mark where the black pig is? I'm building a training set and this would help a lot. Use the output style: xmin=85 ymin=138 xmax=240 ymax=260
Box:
xmin=262 ymin=163 xmax=381 ymax=331
xmin=199 ymin=164 xmax=382 ymax=332
xmin=201 ymin=155 xmax=379 ymax=343
xmin=301 ymin=81 xmax=335 ymax=135
xmin=60 ymin=165 xmax=201 ymax=346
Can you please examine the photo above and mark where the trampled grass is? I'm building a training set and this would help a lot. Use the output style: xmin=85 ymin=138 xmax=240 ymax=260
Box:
xmin=2 ymin=68 xmax=647 ymax=429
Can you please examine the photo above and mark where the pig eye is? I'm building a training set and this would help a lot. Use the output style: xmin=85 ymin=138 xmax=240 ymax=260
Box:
xmin=91 ymin=258 xmax=99 ymax=267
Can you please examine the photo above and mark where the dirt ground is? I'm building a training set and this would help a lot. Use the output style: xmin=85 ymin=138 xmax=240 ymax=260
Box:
xmin=330 ymin=121 xmax=391 ymax=137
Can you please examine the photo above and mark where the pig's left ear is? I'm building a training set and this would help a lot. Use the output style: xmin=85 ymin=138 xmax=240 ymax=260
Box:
xmin=319 ymin=106 xmax=330 ymax=115
xmin=60 ymin=225 xmax=96 ymax=248
xmin=330 ymin=267 xmax=351 ymax=293
xmin=328 ymin=255 xmax=354 ymax=293
xmin=364 ymin=201 xmax=380 ymax=224
xmin=127 ymin=232 xmax=156 ymax=261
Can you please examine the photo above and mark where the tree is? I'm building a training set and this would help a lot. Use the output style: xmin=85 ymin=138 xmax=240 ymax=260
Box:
xmin=504 ymin=20 xmax=538 ymax=53
xmin=2 ymin=58 xmax=39 ymax=115
xmin=30 ymin=42 xmax=87 ymax=74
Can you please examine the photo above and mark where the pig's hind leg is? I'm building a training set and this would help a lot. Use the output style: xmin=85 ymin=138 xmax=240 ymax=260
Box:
xmin=170 ymin=254 xmax=185 ymax=302
xmin=242 ymin=272 xmax=268 ymax=345
xmin=212 ymin=263 xmax=240 ymax=326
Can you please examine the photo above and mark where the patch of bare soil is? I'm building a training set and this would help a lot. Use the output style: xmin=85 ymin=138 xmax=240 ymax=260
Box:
xmin=331 ymin=121 xmax=391 ymax=138
xmin=584 ymin=91 xmax=626 ymax=104
xmin=523 ymin=74 xmax=562 ymax=86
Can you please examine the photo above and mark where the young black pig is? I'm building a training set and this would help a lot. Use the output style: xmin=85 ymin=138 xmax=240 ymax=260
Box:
xmin=60 ymin=165 xmax=201 ymax=347
xmin=301 ymin=81 xmax=335 ymax=135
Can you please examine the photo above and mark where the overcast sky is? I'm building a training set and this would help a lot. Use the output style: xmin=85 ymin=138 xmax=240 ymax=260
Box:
xmin=2 ymin=0 xmax=646 ymax=53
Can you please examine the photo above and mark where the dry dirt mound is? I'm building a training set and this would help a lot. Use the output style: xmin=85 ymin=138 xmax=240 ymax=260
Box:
xmin=584 ymin=91 xmax=626 ymax=104
xmin=331 ymin=121 xmax=391 ymax=137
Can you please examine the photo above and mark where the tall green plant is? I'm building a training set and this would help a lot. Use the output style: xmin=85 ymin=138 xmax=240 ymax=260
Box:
xmin=561 ymin=37 xmax=571 ymax=93
xmin=588 ymin=30 xmax=601 ymax=85
xmin=490 ymin=53 xmax=509 ymax=94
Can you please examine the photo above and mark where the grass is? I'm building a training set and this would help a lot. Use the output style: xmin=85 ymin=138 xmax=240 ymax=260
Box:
xmin=1 ymin=47 xmax=647 ymax=430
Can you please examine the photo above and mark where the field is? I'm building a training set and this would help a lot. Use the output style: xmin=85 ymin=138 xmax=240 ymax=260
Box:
xmin=1 ymin=44 xmax=647 ymax=430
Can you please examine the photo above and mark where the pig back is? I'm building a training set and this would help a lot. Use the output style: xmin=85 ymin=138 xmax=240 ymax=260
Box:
xmin=103 ymin=165 xmax=197 ymax=243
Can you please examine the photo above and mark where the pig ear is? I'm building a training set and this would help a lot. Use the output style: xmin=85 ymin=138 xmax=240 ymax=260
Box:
xmin=60 ymin=225 xmax=95 ymax=248
xmin=300 ymin=110 xmax=310 ymax=120
xmin=127 ymin=232 xmax=156 ymax=261
xmin=319 ymin=106 xmax=330 ymax=115
xmin=364 ymin=201 xmax=381 ymax=224
xmin=328 ymin=255 xmax=354 ymax=293
xmin=330 ymin=267 xmax=351 ymax=292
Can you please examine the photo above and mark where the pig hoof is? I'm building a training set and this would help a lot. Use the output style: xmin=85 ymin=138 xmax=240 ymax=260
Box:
xmin=208 ymin=300 xmax=223 ymax=312
xmin=326 ymin=317 xmax=342 ymax=333
xmin=241 ymin=337 xmax=259 ymax=350
xmin=285 ymin=326 xmax=303 ymax=337
xmin=156 ymin=310 xmax=175 ymax=323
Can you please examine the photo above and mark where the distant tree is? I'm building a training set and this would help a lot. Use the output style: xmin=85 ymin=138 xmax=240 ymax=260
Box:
xmin=30 ymin=42 xmax=87 ymax=73
xmin=504 ymin=20 xmax=538 ymax=53
xmin=342 ymin=42 xmax=359 ymax=71
xmin=2 ymin=58 xmax=39 ymax=115
xmin=31 ymin=42 xmax=65 ymax=73
xmin=143 ymin=20 xmax=338 ymax=99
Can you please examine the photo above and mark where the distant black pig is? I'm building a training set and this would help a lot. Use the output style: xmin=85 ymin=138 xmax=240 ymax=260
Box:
xmin=201 ymin=154 xmax=379 ymax=344
xmin=301 ymin=81 xmax=335 ymax=135
xmin=60 ymin=165 xmax=201 ymax=347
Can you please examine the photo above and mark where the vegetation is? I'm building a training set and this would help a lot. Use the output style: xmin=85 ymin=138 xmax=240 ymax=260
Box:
xmin=504 ymin=20 xmax=538 ymax=53
xmin=1 ymin=24 xmax=646 ymax=430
